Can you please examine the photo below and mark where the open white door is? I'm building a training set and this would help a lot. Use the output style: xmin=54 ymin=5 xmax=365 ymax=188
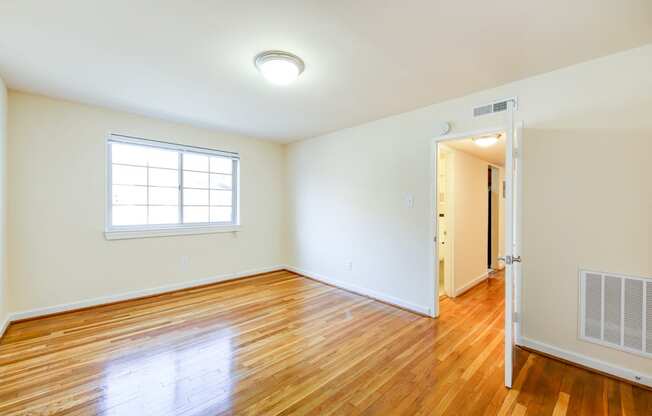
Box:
xmin=503 ymin=100 xmax=521 ymax=388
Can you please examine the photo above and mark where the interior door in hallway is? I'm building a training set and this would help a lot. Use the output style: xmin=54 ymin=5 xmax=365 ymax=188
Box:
xmin=503 ymin=100 xmax=522 ymax=388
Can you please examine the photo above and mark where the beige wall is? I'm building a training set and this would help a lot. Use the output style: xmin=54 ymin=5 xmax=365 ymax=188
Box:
xmin=521 ymin=128 xmax=652 ymax=363
xmin=0 ymin=76 xmax=7 ymax=329
xmin=286 ymin=44 xmax=652 ymax=376
xmin=449 ymin=148 xmax=489 ymax=294
xmin=7 ymin=92 xmax=287 ymax=314
xmin=3 ymin=42 xmax=651 ymax=383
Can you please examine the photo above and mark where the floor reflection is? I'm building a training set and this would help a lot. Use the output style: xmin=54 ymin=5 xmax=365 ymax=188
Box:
xmin=100 ymin=328 xmax=234 ymax=415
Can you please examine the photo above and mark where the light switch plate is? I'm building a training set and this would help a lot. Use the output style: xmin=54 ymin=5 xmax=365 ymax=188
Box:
xmin=405 ymin=194 xmax=414 ymax=208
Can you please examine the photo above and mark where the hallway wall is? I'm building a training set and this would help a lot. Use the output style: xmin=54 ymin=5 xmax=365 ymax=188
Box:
xmin=450 ymin=148 xmax=489 ymax=295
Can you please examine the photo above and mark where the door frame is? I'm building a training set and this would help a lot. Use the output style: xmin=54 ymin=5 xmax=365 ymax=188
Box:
xmin=430 ymin=117 xmax=524 ymax=387
xmin=430 ymin=126 xmax=504 ymax=317
xmin=487 ymin=164 xmax=504 ymax=271
xmin=436 ymin=144 xmax=455 ymax=298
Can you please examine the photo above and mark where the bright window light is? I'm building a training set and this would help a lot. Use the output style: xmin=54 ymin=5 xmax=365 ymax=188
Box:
xmin=107 ymin=135 xmax=239 ymax=231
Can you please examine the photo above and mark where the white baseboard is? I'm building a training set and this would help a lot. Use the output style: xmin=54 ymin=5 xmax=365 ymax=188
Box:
xmin=7 ymin=265 xmax=286 ymax=323
xmin=518 ymin=336 xmax=652 ymax=388
xmin=0 ymin=315 xmax=10 ymax=338
xmin=7 ymin=266 xmax=648 ymax=389
xmin=285 ymin=265 xmax=431 ymax=316
xmin=454 ymin=270 xmax=490 ymax=297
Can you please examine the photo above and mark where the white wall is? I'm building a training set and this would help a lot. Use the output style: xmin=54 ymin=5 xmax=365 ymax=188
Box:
xmin=7 ymin=92 xmax=287 ymax=315
xmin=0 ymin=76 xmax=7 ymax=332
xmin=449 ymin=148 xmax=489 ymax=295
xmin=286 ymin=44 xmax=652 ymax=376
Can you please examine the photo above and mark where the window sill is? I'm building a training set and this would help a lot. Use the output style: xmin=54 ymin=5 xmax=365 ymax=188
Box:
xmin=105 ymin=225 xmax=241 ymax=240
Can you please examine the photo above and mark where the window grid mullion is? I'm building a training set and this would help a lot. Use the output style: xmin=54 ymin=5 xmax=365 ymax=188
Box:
xmin=179 ymin=152 xmax=184 ymax=225
xmin=146 ymin=162 xmax=150 ymax=224
xmin=112 ymin=184 xmax=178 ymax=189
xmin=107 ymin=142 xmax=113 ymax=227
xmin=113 ymin=161 xmax=175 ymax=171
xmin=232 ymin=159 xmax=238 ymax=224
xmin=107 ymin=136 xmax=238 ymax=230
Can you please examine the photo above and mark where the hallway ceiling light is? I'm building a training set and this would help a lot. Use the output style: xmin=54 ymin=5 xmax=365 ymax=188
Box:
xmin=472 ymin=134 xmax=499 ymax=147
xmin=254 ymin=51 xmax=305 ymax=85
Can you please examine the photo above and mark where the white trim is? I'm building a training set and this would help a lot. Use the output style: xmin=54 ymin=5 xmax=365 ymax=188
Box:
xmin=519 ymin=336 xmax=652 ymax=388
xmin=286 ymin=265 xmax=431 ymax=316
xmin=431 ymin=119 xmax=525 ymax=389
xmin=429 ymin=125 xmax=505 ymax=308
xmin=0 ymin=316 xmax=10 ymax=338
xmin=1 ymin=266 xmax=432 ymax=336
xmin=431 ymin=125 xmax=505 ymax=309
xmin=436 ymin=126 xmax=507 ymax=143
xmin=109 ymin=133 xmax=240 ymax=159
xmin=454 ymin=270 xmax=491 ymax=297
xmin=429 ymin=139 xmax=439 ymax=317
xmin=7 ymin=265 xmax=285 ymax=322
xmin=502 ymin=103 xmax=516 ymax=388
xmin=106 ymin=133 xmax=240 ymax=235
xmin=105 ymin=224 xmax=241 ymax=240
xmin=513 ymin=124 xmax=524 ymax=343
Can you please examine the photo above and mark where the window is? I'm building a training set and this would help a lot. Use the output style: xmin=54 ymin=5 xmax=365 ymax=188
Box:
xmin=106 ymin=134 xmax=239 ymax=239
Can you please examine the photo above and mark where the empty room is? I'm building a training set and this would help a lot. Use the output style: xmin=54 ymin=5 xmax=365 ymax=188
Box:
xmin=1 ymin=1 xmax=651 ymax=415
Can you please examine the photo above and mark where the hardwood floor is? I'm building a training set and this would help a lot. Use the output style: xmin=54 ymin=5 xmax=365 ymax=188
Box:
xmin=1 ymin=270 xmax=651 ymax=415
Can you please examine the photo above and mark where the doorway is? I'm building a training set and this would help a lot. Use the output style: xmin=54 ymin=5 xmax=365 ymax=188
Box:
xmin=435 ymin=134 xmax=506 ymax=301
xmin=430 ymin=112 xmax=522 ymax=389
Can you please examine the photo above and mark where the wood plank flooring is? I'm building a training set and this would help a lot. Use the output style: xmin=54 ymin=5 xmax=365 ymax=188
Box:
xmin=1 ymin=270 xmax=651 ymax=415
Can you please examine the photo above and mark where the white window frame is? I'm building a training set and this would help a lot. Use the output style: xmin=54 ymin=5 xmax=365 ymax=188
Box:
xmin=105 ymin=133 xmax=240 ymax=240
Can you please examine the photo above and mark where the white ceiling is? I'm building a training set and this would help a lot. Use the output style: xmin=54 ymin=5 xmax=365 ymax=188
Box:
xmin=446 ymin=136 xmax=506 ymax=166
xmin=1 ymin=1 xmax=651 ymax=142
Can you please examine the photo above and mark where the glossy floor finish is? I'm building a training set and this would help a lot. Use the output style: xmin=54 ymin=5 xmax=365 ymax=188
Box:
xmin=1 ymin=270 xmax=651 ymax=415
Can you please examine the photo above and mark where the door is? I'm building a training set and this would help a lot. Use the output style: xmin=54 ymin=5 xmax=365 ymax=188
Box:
xmin=503 ymin=100 xmax=521 ymax=388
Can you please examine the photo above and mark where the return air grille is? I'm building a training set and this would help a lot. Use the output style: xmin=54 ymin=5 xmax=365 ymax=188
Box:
xmin=580 ymin=270 xmax=652 ymax=357
xmin=472 ymin=97 xmax=517 ymax=117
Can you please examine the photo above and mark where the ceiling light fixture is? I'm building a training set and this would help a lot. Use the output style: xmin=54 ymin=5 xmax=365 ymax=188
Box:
xmin=254 ymin=50 xmax=305 ymax=85
xmin=472 ymin=134 xmax=499 ymax=148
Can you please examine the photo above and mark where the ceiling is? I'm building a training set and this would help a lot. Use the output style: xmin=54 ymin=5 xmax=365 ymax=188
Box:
xmin=445 ymin=135 xmax=506 ymax=166
xmin=1 ymin=1 xmax=650 ymax=142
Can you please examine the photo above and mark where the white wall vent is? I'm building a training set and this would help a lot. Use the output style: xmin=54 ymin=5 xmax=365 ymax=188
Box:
xmin=472 ymin=97 xmax=517 ymax=117
xmin=580 ymin=269 xmax=652 ymax=357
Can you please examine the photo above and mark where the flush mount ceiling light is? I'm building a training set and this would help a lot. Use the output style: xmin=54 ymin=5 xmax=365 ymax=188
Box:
xmin=254 ymin=50 xmax=305 ymax=85
xmin=472 ymin=134 xmax=500 ymax=148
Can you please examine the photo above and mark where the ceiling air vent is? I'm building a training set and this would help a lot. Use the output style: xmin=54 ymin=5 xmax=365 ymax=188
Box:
xmin=472 ymin=97 xmax=517 ymax=117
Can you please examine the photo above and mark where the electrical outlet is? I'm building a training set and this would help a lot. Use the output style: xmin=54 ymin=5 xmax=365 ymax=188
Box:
xmin=345 ymin=261 xmax=353 ymax=271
